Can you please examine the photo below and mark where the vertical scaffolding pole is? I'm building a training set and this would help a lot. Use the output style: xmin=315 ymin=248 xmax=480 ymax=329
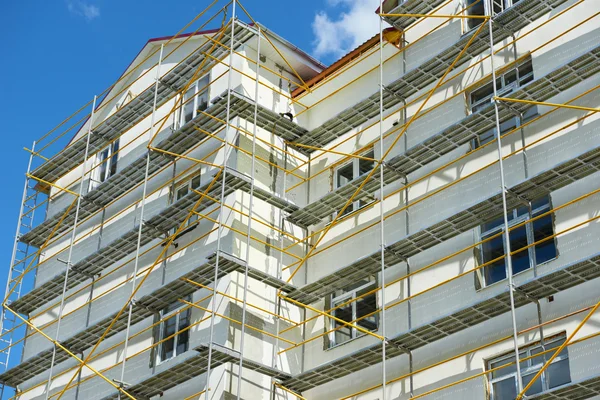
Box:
xmin=0 ymin=141 xmax=38 ymax=399
xmin=236 ymin=23 xmax=261 ymax=400
xmin=117 ymin=43 xmax=164 ymax=396
xmin=205 ymin=2 xmax=236 ymax=396
xmin=486 ymin=0 xmax=524 ymax=393
xmin=378 ymin=3 xmax=387 ymax=399
xmin=45 ymin=95 xmax=97 ymax=399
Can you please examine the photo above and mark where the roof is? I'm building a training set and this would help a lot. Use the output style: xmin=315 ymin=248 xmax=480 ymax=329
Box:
xmin=291 ymin=27 xmax=401 ymax=97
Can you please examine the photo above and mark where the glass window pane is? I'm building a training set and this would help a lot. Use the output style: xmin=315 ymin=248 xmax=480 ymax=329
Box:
xmin=332 ymin=301 xmax=353 ymax=345
xmin=492 ymin=377 xmax=517 ymax=400
xmin=490 ymin=355 xmax=516 ymax=379
xmin=336 ymin=163 xmax=354 ymax=188
xmin=547 ymin=358 xmax=571 ymax=389
xmin=358 ymin=150 xmax=375 ymax=175
xmin=483 ymin=234 xmax=506 ymax=285
xmin=523 ymin=372 xmax=544 ymax=396
xmin=466 ymin=0 xmax=485 ymax=30
xmin=532 ymin=214 xmax=557 ymax=264
xmin=109 ymin=140 xmax=119 ymax=178
xmin=176 ymin=186 xmax=189 ymax=200
xmin=356 ymin=293 xmax=378 ymax=331
xmin=176 ymin=311 xmax=191 ymax=356
xmin=509 ymin=225 xmax=530 ymax=275
xmin=191 ymin=174 xmax=201 ymax=189
xmin=182 ymin=87 xmax=195 ymax=124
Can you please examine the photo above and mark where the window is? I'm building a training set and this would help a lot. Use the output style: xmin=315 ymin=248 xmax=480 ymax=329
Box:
xmin=471 ymin=106 xmax=538 ymax=150
xmin=157 ymin=299 xmax=191 ymax=363
xmin=180 ymin=74 xmax=210 ymax=127
xmin=487 ymin=333 xmax=571 ymax=399
xmin=479 ymin=195 xmax=557 ymax=287
xmin=465 ymin=0 xmax=522 ymax=31
xmin=468 ymin=59 xmax=534 ymax=114
xmin=97 ymin=139 xmax=119 ymax=184
xmin=334 ymin=149 xmax=375 ymax=217
xmin=329 ymin=277 xmax=378 ymax=347
xmin=172 ymin=172 xmax=202 ymax=232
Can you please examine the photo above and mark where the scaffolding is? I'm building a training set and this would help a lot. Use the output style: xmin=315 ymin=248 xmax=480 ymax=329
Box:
xmin=2 ymin=0 xmax=600 ymax=399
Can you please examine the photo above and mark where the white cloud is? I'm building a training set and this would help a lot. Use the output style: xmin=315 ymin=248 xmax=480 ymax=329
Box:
xmin=312 ymin=0 xmax=384 ymax=61
xmin=67 ymin=0 xmax=100 ymax=21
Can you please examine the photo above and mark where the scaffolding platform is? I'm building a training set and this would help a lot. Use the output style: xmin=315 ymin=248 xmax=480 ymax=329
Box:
xmin=529 ymin=373 xmax=600 ymax=399
xmin=281 ymin=252 xmax=600 ymax=393
xmin=0 ymin=251 xmax=294 ymax=387
xmin=100 ymin=343 xmax=290 ymax=400
xmin=286 ymin=42 xmax=600 ymax=228
xmin=13 ymin=167 xmax=297 ymax=315
xmin=290 ymin=0 xmax=568 ymax=150
xmin=22 ymin=89 xmax=303 ymax=248
xmin=286 ymin=144 xmax=600 ymax=304
xmin=31 ymin=24 xmax=255 ymax=185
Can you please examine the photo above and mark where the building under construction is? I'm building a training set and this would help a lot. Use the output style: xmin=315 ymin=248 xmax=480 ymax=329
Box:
xmin=1 ymin=0 xmax=600 ymax=399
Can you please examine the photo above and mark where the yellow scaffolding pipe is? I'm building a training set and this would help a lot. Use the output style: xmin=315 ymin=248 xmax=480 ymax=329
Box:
xmin=285 ymin=19 xmax=490 ymax=283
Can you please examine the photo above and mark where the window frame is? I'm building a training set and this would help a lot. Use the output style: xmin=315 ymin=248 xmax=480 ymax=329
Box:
xmin=332 ymin=148 xmax=376 ymax=217
xmin=156 ymin=297 xmax=192 ymax=365
xmin=171 ymin=171 xmax=202 ymax=238
xmin=328 ymin=276 xmax=379 ymax=349
xmin=179 ymin=73 xmax=211 ymax=128
xmin=477 ymin=195 xmax=557 ymax=288
xmin=486 ymin=333 xmax=571 ymax=399
xmin=467 ymin=58 xmax=534 ymax=114
xmin=94 ymin=139 xmax=120 ymax=187
xmin=464 ymin=0 xmax=522 ymax=32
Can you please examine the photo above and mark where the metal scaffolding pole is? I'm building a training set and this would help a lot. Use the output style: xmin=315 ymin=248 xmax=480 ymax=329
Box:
xmin=117 ymin=43 xmax=165 ymax=398
xmin=378 ymin=3 xmax=387 ymax=399
xmin=0 ymin=141 xmax=38 ymax=399
xmin=486 ymin=0 xmax=524 ymax=393
xmin=235 ymin=23 xmax=260 ymax=400
xmin=205 ymin=1 xmax=236 ymax=396
xmin=45 ymin=95 xmax=97 ymax=400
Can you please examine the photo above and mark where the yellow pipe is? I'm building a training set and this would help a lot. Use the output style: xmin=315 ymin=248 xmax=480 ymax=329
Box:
xmin=179 ymin=299 xmax=296 ymax=345
xmin=286 ymin=19 xmax=489 ymax=283
xmin=278 ymin=294 xmax=386 ymax=341
xmin=494 ymin=96 xmax=600 ymax=113
xmin=182 ymin=277 xmax=297 ymax=324
xmin=55 ymin=170 xmax=225 ymax=399
xmin=379 ymin=12 xmax=489 ymax=19
xmin=2 ymin=305 xmax=136 ymax=400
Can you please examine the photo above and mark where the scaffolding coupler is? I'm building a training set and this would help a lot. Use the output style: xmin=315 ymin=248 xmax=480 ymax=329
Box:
xmin=382 ymin=161 xmax=407 ymax=181
xmin=511 ymin=284 xmax=539 ymax=304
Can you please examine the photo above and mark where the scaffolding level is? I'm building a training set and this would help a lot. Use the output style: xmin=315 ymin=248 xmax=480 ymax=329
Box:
xmin=2 ymin=0 xmax=600 ymax=399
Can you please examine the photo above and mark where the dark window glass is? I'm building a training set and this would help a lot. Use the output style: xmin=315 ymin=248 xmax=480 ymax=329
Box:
xmin=480 ymin=196 xmax=556 ymax=286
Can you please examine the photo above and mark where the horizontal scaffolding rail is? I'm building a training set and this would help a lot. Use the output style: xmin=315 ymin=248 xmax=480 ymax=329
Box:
xmin=22 ymin=89 xmax=303 ymax=248
xmin=288 ymin=0 xmax=568 ymax=150
xmin=281 ymin=251 xmax=600 ymax=392
xmin=529 ymin=372 xmax=600 ymax=399
xmin=13 ymin=167 xmax=296 ymax=315
xmin=286 ymin=45 xmax=600 ymax=227
xmin=31 ymin=23 xmax=254 ymax=185
xmin=0 ymin=251 xmax=295 ymax=387
xmin=99 ymin=343 xmax=291 ymax=400
xmin=287 ymin=143 xmax=600 ymax=303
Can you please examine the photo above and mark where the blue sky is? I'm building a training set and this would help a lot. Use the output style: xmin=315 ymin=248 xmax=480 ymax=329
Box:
xmin=0 ymin=0 xmax=381 ymax=388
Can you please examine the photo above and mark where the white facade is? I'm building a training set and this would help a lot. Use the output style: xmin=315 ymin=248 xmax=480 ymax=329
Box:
xmin=3 ymin=1 xmax=600 ymax=400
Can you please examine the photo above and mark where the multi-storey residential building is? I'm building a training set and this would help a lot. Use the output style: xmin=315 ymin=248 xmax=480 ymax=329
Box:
xmin=1 ymin=0 xmax=600 ymax=399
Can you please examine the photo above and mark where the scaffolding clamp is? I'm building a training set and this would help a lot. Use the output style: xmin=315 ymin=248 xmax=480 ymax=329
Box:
xmin=387 ymin=339 xmax=411 ymax=355
xmin=382 ymin=161 xmax=407 ymax=181
xmin=512 ymin=284 xmax=539 ymax=304
xmin=381 ymin=84 xmax=405 ymax=101
xmin=497 ymin=98 xmax=524 ymax=118
xmin=158 ymin=78 xmax=178 ymax=93
xmin=505 ymin=187 xmax=531 ymax=208
xmin=386 ymin=247 xmax=408 ymax=263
